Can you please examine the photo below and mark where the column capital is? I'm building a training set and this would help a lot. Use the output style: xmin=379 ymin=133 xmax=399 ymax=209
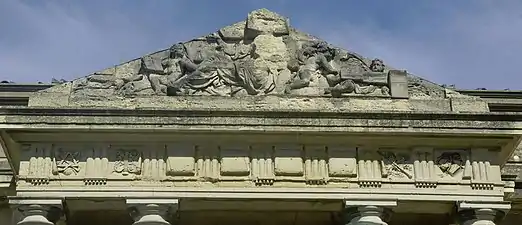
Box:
xmin=126 ymin=198 xmax=179 ymax=225
xmin=456 ymin=202 xmax=510 ymax=225
xmin=9 ymin=199 xmax=64 ymax=225
xmin=343 ymin=200 xmax=396 ymax=225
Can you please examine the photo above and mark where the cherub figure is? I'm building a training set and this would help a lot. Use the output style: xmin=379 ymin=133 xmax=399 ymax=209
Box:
xmin=285 ymin=41 xmax=338 ymax=93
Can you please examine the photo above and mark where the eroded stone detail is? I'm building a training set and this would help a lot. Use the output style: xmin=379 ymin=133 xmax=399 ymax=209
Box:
xmin=52 ymin=148 xmax=80 ymax=176
xmin=220 ymin=145 xmax=250 ymax=177
xmin=274 ymin=145 xmax=304 ymax=177
xmin=113 ymin=147 xmax=142 ymax=176
xmin=413 ymin=148 xmax=437 ymax=188
xmin=84 ymin=145 xmax=109 ymax=185
xmin=328 ymin=146 xmax=357 ymax=179
xmin=16 ymin=142 xmax=504 ymax=191
xmin=357 ymin=149 xmax=384 ymax=188
xmin=377 ymin=150 xmax=413 ymax=180
xmin=435 ymin=150 xmax=471 ymax=180
xmin=304 ymin=146 xmax=328 ymax=185
xmin=166 ymin=144 xmax=196 ymax=178
xmin=22 ymin=144 xmax=53 ymax=185
xmin=64 ymin=8 xmax=428 ymax=101
xmin=251 ymin=146 xmax=275 ymax=186
xmin=196 ymin=145 xmax=220 ymax=181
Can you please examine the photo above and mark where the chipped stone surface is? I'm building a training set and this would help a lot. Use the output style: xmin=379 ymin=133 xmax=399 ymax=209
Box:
xmin=246 ymin=8 xmax=289 ymax=37
xmin=219 ymin=21 xmax=246 ymax=41
xmin=27 ymin=8 xmax=485 ymax=112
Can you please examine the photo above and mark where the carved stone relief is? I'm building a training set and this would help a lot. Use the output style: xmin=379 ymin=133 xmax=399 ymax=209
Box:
xmin=434 ymin=150 xmax=471 ymax=180
xmin=52 ymin=148 xmax=80 ymax=176
xmin=111 ymin=146 xmax=143 ymax=177
xmin=69 ymin=9 xmax=419 ymax=101
xmin=377 ymin=150 xmax=413 ymax=180
xmin=17 ymin=142 xmax=503 ymax=192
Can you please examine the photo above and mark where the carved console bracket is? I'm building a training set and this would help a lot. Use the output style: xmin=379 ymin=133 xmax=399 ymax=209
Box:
xmin=457 ymin=202 xmax=511 ymax=225
xmin=126 ymin=198 xmax=179 ymax=225
xmin=10 ymin=199 xmax=64 ymax=225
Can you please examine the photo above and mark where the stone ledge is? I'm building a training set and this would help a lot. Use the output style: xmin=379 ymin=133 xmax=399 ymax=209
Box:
xmin=13 ymin=187 xmax=505 ymax=203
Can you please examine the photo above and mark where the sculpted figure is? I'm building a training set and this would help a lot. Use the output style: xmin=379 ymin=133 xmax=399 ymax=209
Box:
xmin=326 ymin=58 xmax=390 ymax=97
xmin=146 ymin=43 xmax=200 ymax=95
xmin=285 ymin=41 xmax=338 ymax=93
xmin=161 ymin=39 xmax=272 ymax=96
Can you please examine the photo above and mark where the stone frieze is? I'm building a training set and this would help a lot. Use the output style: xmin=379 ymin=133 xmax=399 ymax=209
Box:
xmin=16 ymin=143 xmax=503 ymax=191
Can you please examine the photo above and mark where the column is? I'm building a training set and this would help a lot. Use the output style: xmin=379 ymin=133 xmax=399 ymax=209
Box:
xmin=342 ymin=200 xmax=396 ymax=225
xmin=126 ymin=199 xmax=179 ymax=225
xmin=9 ymin=199 xmax=63 ymax=225
xmin=457 ymin=202 xmax=510 ymax=225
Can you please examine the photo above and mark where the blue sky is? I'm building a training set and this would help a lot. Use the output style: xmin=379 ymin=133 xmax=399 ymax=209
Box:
xmin=1 ymin=0 xmax=521 ymax=90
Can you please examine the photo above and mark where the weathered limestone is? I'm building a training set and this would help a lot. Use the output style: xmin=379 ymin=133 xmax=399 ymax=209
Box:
xmin=9 ymin=199 xmax=63 ymax=225
xmin=457 ymin=202 xmax=511 ymax=225
xmin=343 ymin=200 xmax=395 ymax=225
xmin=127 ymin=199 xmax=178 ymax=225
xmin=2 ymin=8 xmax=522 ymax=225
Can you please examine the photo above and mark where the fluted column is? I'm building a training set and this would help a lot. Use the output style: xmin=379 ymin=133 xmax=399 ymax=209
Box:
xmin=457 ymin=202 xmax=510 ymax=225
xmin=343 ymin=200 xmax=396 ymax=225
xmin=9 ymin=199 xmax=63 ymax=225
xmin=126 ymin=199 xmax=179 ymax=225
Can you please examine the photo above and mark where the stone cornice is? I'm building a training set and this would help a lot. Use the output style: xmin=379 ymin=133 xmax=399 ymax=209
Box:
xmin=1 ymin=106 xmax=522 ymax=121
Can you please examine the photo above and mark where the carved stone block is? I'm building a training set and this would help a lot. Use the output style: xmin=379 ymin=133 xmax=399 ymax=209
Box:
xmin=434 ymin=149 xmax=471 ymax=181
xmin=52 ymin=146 xmax=81 ymax=176
xmin=220 ymin=146 xmax=250 ymax=176
xmin=20 ymin=143 xmax=53 ymax=185
xmin=166 ymin=144 xmax=196 ymax=176
xmin=141 ymin=144 xmax=167 ymax=181
xmin=109 ymin=145 xmax=143 ymax=177
xmin=274 ymin=145 xmax=303 ymax=176
xmin=246 ymin=9 xmax=289 ymax=38
xmin=387 ymin=70 xmax=409 ymax=99
xmin=251 ymin=145 xmax=275 ymax=185
xmin=304 ymin=146 xmax=328 ymax=184
xmin=357 ymin=148 xmax=384 ymax=188
xmin=412 ymin=147 xmax=437 ymax=188
xmin=377 ymin=149 xmax=413 ymax=180
xmin=84 ymin=144 xmax=109 ymax=185
xmin=141 ymin=55 xmax=164 ymax=74
xmin=196 ymin=145 xmax=220 ymax=181
xmin=470 ymin=148 xmax=500 ymax=190
xmin=328 ymin=146 xmax=357 ymax=177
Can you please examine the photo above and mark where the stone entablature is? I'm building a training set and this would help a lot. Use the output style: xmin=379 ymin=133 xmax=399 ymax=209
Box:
xmin=16 ymin=142 xmax=504 ymax=191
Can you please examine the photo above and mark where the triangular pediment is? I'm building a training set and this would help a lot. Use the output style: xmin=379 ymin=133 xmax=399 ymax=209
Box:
xmin=32 ymin=9 xmax=479 ymax=110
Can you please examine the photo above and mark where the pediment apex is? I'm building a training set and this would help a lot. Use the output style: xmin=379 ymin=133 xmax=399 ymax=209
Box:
xmin=32 ymin=8 xmax=480 ymax=110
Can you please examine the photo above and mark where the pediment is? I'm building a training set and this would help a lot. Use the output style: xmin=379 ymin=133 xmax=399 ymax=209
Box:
xmin=30 ymin=9 xmax=482 ymax=111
